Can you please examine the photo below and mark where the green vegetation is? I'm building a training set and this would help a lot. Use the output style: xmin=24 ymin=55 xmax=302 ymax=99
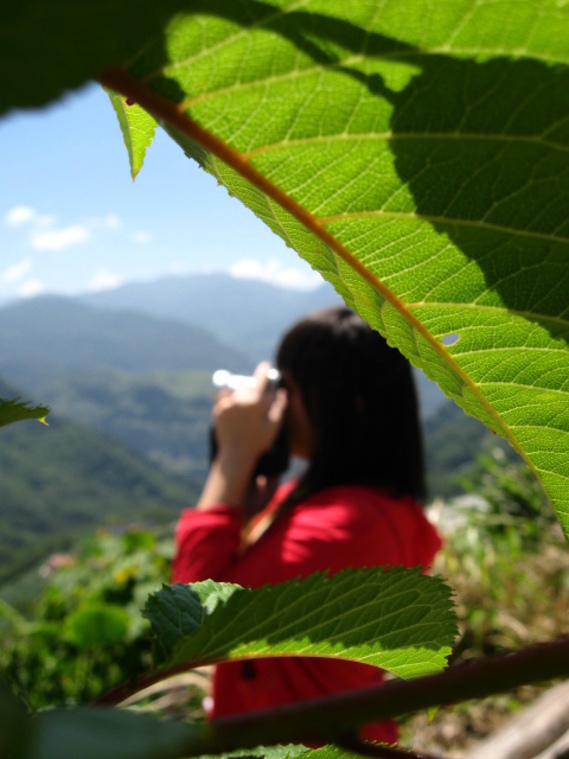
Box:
xmin=0 ymin=528 xmax=172 ymax=710
xmin=403 ymin=454 xmax=569 ymax=754
xmin=0 ymin=378 xmax=199 ymax=585
xmin=38 ymin=369 xmax=214 ymax=480
xmin=0 ymin=296 xmax=248 ymax=392
xmin=1 ymin=455 xmax=566 ymax=757
xmin=3 ymin=2 xmax=569 ymax=757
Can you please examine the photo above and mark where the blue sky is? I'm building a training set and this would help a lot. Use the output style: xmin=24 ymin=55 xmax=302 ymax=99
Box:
xmin=0 ymin=84 xmax=322 ymax=305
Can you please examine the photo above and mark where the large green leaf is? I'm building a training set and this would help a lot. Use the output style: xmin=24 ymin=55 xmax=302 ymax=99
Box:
xmin=5 ymin=4 xmax=569 ymax=532
xmin=144 ymin=569 xmax=456 ymax=677
xmin=98 ymin=0 xmax=569 ymax=537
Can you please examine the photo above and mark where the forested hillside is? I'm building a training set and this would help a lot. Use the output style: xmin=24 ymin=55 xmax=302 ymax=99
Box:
xmin=40 ymin=369 xmax=214 ymax=479
xmin=0 ymin=378 xmax=199 ymax=584
xmin=0 ymin=295 xmax=248 ymax=392
xmin=81 ymin=273 xmax=341 ymax=363
xmin=424 ymin=402 xmax=514 ymax=498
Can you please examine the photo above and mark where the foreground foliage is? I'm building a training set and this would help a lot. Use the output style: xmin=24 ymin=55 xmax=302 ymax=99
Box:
xmin=403 ymin=454 xmax=569 ymax=754
xmin=0 ymin=530 xmax=173 ymax=710
xmin=3 ymin=2 xmax=569 ymax=757
xmin=0 ymin=390 xmax=199 ymax=585
xmin=2 ymin=462 xmax=567 ymax=756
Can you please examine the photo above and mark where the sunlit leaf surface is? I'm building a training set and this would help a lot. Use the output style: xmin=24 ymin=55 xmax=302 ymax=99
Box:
xmin=4 ymin=2 xmax=569 ymax=533
xmin=145 ymin=568 xmax=456 ymax=678
xmin=106 ymin=88 xmax=158 ymax=179
xmin=111 ymin=0 xmax=569 ymax=536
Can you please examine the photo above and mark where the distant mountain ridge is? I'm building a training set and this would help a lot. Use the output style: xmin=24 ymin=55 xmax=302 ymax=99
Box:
xmin=0 ymin=275 xmax=449 ymax=417
xmin=79 ymin=273 xmax=449 ymax=417
xmin=80 ymin=273 xmax=342 ymax=363
xmin=0 ymin=294 xmax=249 ymax=392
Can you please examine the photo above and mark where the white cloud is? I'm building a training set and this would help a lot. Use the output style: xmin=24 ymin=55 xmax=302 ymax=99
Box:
xmin=2 ymin=258 xmax=32 ymax=283
xmin=5 ymin=205 xmax=36 ymax=226
xmin=89 ymin=268 xmax=123 ymax=292
xmin=18 ymin=279 xmax=44 ymax=298
xmin=31 ymin=225 xmax=91 ymax=251
xmin=131 ymin=231 xmax=150 ymax=244
xmin=88 ymin=214 xmax=122 ymax=230
xmin=35 ymin=214 xmax=56 ymax=227
xmin=229 ymin=257 xmax=323 ymax=290
xmin=104 ymin=214 xmax=121 ymax=229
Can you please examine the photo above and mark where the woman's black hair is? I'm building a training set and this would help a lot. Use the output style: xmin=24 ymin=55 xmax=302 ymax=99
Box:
xmin=276 ymin=306 xmax=426 ymax=504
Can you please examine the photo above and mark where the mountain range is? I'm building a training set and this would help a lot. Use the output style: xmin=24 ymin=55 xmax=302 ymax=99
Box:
xmin=0 ymin=291 xmax=249 ymax=392
xmin=80 ymin=273 xmax=342 ymax=364
xmin=0 ymin=274 xmax=507 ymax=582
xmin=1 ymin=274 xmax=448 ymax=416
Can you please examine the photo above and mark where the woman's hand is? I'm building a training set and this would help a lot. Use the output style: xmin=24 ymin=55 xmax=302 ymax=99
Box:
xmin=197 ymin=363 xmax=288 ymax=511
xmin=214 ymin=362 xmax=287 ymax=465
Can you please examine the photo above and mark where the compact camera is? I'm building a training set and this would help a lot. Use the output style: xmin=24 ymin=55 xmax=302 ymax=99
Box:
xmin=209 ymin=369 xmax=290 ymax=477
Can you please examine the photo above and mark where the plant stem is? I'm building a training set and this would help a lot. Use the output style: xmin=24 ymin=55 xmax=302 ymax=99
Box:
xmin=179 ymin=638 xmax=569 ymax=755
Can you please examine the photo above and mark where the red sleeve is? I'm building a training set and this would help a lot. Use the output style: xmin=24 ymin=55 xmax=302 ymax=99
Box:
xmin=171 ymin=487 xmax=441 ymax=589
xmin=220 ymin=498 xmax=386 ymax=588
xmin=170 ymin=498 xmax=356 ymax=587
xmin=219 ymin=489 xmax=442 ymax=588
xmin=171 ymin=506 xmax=244 ymax=583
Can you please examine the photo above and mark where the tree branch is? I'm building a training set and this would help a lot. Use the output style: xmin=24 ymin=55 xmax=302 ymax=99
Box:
xmin=180 ymin=638 xmax=569 ymax=755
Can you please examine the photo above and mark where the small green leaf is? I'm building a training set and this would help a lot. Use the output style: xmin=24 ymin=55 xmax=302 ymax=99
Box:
xmin=106 ymin=87 xmax=158 ymax=179
xmin=426 ymin=705 xmax=438 ymax=723
xmin=64 ymin=603 xmax=130 ymax=648
xmin=144 ymin=568 xmax=456 ymax=678
xmin=0 ymin=397 xmax=49 ymax=428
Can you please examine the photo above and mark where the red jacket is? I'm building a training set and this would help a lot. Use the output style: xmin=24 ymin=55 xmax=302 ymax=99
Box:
xmin=172 ymin=483 xmax=442 ymax=744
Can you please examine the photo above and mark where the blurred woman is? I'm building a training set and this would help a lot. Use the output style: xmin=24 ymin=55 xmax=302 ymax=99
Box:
xmin=172 ymin=306 xmax=441 ymax=744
